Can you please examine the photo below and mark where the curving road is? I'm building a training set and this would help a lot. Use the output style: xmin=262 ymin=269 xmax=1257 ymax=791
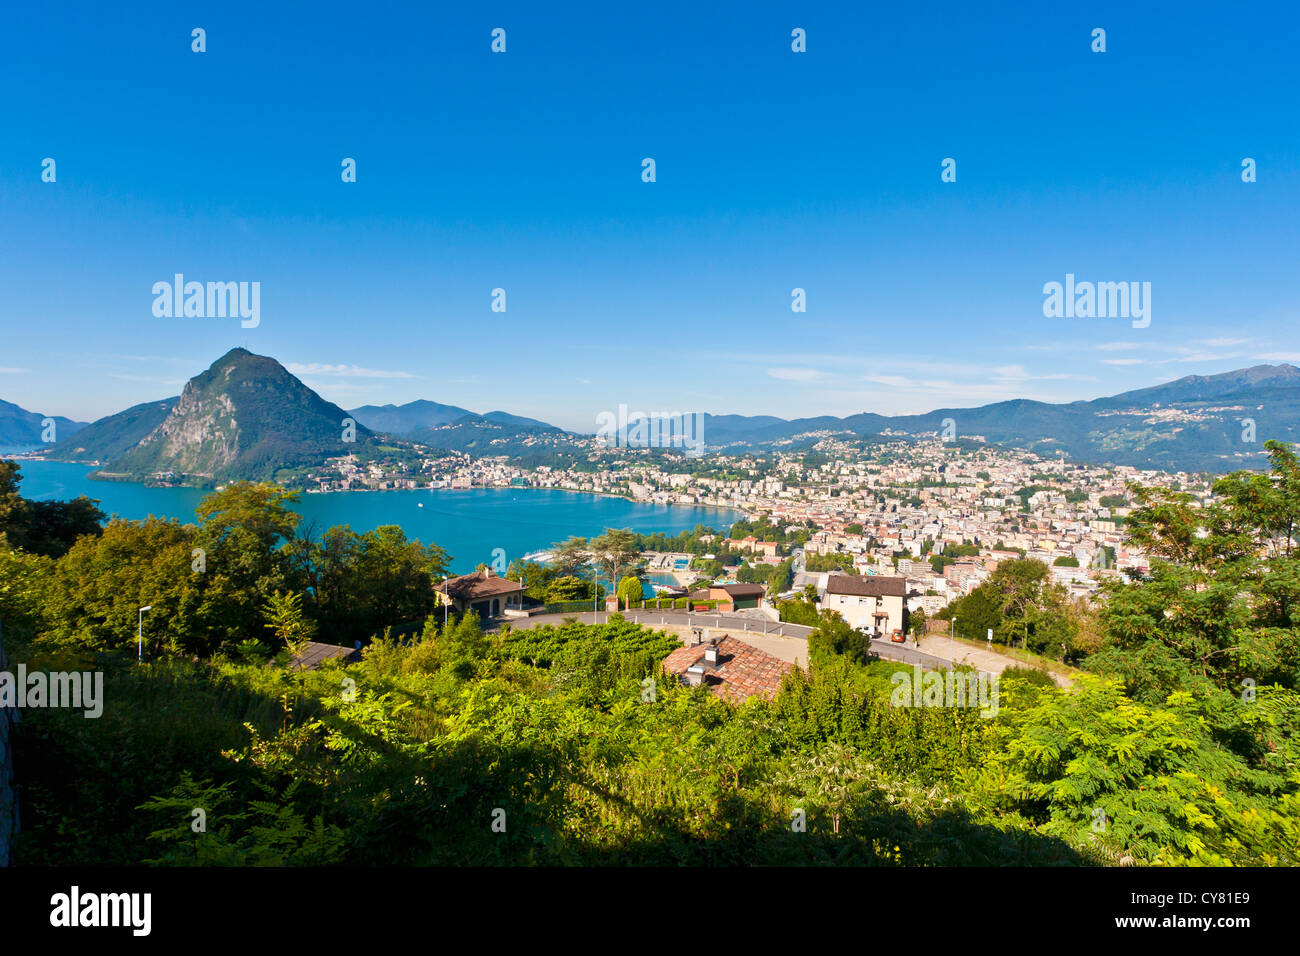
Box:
xmin=491 ymin=608 xmax=986 ymax=674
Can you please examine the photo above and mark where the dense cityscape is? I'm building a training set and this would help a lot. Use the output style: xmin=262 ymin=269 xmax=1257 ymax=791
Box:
xmin=305 ymin=434 xmax=1183 ymax=612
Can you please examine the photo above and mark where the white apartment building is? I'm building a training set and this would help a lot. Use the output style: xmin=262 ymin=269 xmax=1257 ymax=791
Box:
xmin=822 ymin=574 xmax=908 ymax=638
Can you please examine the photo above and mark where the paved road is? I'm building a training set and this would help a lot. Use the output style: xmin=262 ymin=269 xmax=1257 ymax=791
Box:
xmin=491 ymin=609 xmax=815 ymax=664
xmin=918 ymin=634 xmax=1072 ymax=687
xmin=493 ymin=610 xmax=992 ymax=674
xmin=495 ymin=609 xmax=815 ymax=638
xmin=868 ymin=638 xmax=985 ymax=674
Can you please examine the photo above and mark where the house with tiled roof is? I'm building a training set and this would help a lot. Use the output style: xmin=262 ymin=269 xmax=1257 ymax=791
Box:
xmin=434 ymin=567 xmax=526 ymax=620
xmin=821 ymin=573 xmax=908 ymax=637
xmin=661 ymin=635 xmax=793 ymax=704
xmin=685 ymin=582 xmax=766 ymax=611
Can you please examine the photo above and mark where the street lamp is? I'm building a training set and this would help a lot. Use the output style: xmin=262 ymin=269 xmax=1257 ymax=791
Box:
xmin=138 ymin=605 xmax=153 ymax=661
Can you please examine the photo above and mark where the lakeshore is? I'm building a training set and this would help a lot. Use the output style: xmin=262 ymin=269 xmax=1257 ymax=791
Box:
xmin=8 ymin=459 xmax=740 ymax=574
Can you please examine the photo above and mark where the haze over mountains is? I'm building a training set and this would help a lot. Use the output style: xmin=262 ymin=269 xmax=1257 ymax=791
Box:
xmin=700 ymin=363 xmax=1300 ymax=472
xmin=348 ymin=401 xmax=557 ymax=436
xmin=40 ymin=397 xmax=178 ymax=462
xmin=0 ymin=399 xmax=87 ymax=449
xmin=6 ymin=349 xmax=1299 ymax=480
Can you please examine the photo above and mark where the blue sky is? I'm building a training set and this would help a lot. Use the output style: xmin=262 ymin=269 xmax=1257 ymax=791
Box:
xmin=1 ymin=1 xmax=1297 ymax=432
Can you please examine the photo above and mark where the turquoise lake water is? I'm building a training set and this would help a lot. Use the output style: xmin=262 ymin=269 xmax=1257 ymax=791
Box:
xmin=12 ymin=460 xmax=738 ymax=574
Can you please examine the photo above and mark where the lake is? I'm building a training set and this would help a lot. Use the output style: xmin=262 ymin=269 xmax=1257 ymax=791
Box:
xmin=11 ymin=460 xmax=738 ymax=574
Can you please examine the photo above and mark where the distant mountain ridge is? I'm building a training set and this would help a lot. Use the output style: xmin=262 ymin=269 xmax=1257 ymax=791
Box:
xmin=0 ymin=399 xmax=87 ymax=449
xmin=348 ymin=399 xmax=473 ymax=434
xmin=11 ymin=358 xmax=1300 ymax=478
xmin=698 ymin=363 xmax=1300 ymax=472
xmin=348 ymin=400 xmax=556 ymax=436
xmin=347 ymin=363 xmax=1300 ymax=471
xmin=46 ymin=397 xmax=178 ymax=462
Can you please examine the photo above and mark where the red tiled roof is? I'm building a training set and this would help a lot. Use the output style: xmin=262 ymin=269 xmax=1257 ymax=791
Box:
xmin=435 ymin=568 xmax=525 ymax=600
xmin=661 ymin=635 xmax=794 ymax=704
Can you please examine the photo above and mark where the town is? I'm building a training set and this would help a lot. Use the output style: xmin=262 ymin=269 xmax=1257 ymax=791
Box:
xmin=302 ymin=431 xmax=1189 ymax=629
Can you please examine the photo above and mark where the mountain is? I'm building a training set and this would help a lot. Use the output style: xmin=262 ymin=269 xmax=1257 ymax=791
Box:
xmin=1094 ymin=364 xmax=1300 ymax=408
xmin=347 ymin=398 xmax=567 ymax=455
xmin=699 ymin=364 xmax=1300 ymax=472
xmin=406 ymin=411 xmax=565 ymax=454
xmin=22 ymin=356 xmax=1298 ymax=479
xmin=347 ymin=400 xmax=560 ymax=436
xmin=0 ymin=399 xmax=87 ymax=450
xmin=100 ymin=348 xmax=372 ymax=483
xmin=480 ymin=410 xmax=556 ymax=430
xmin=348 ymin=399 xmax=473 ymax=435
xmin=45 ymin=397 xmax=178 ymax=462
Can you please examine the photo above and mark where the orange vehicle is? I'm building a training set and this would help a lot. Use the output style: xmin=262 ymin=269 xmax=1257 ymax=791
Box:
xmin=889 ymin=629 xmax=906 ymax=643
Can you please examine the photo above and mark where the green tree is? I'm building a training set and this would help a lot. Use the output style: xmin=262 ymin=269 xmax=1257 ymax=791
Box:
xmin=0 ymin=545 xmax=54 ymax=641
xmin=1089 ymin=440 xmax=1300 ymax=700
xmin=616 ymin=575 xmax=643 ymax=609
xmin=545 ymin=575 xmax=595 ymax=602
xmin=549 ymin=536 xmax=592 ymax=576
xmin=0 ymin=460 xmax=104 ymax=558
xmin=306 ymin=524 xmax=449 ymax=645
xmin=589 ymin=529 xmax=639 ymax=596
xmin=42 ymin=517 xmax=221 ymax=655
xmin=909 ymin=607 xmax=927 ymax=637
xmin=265 ymin=590 xmax=316 ymax=656
xmin=194 ymin=482 xmax=303 ymax=641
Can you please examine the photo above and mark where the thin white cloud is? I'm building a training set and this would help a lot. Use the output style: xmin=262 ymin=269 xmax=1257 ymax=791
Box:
xmin=992 ymin=364 xmax=1092 ymax=382
xmin=1175 ymin=351 xmax=1240 ymax=363
xmin=861 ymin=375 xmax=1045 ymax=398
xmin=0 ymin=367 xmax=27 ymax=374
xmin=109 ymin=374 xmax=187 ymax=385
xmin=730 ymin=352 xmax=1087 ymax=381
xmin=766 ymin=367 xmax=824 ymax=382
xmin=297 ymin=380 xmax=382 ymax=396
xmin=862 ymin=375 xmax=913 ymax=389
xmin=287 ymin=363 xmax=416 ymax=379
xmin=1255 ymin=352 xmax=1300 ymax=363
xmin=102 ymin=354 xmax=201 ymax=364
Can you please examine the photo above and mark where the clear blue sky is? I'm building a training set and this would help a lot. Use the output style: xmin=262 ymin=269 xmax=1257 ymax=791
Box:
xmin=2 ymin=1 xmax=1297 ymax=431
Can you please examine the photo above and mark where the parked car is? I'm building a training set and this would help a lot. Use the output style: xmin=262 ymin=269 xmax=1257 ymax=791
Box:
xmin=889 ymin=629 xmax=906 ymax=643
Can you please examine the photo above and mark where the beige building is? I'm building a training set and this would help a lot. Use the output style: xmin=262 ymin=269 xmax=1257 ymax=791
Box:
xmin=821 ymin=574 xmax=907 ymax=637
xmin=728 ymin=536 xmax=780 ymax=558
